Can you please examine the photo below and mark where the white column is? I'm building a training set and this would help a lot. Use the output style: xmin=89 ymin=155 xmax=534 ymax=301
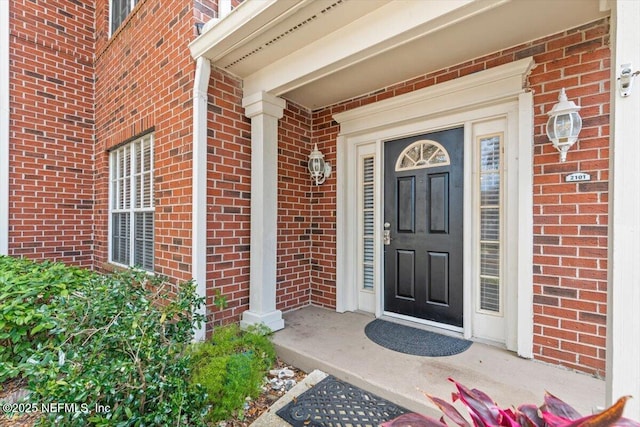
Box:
xmin=241 ymin=91 xmax=285 ymax=332
xmin=0 ymin=0 xmax=9 ymax=255
xmin=607 ymin=0 xmax=640 ymax=420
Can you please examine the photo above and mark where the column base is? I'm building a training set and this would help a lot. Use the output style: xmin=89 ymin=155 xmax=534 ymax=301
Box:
xmin=240 ymin=309 xmax=285 ymax=332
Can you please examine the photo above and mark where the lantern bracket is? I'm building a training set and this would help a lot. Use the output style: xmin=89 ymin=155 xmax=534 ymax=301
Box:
xmin=618 ymin=64 xmax=639 ymax=97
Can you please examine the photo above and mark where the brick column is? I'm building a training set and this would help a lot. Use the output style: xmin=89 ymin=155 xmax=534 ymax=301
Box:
xmin=241 ymin=91 xmax=286 ymax=331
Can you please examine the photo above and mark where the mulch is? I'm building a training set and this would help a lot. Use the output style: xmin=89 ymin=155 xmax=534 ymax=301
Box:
xmin=0 ymin=378 xmax=39 ymax=427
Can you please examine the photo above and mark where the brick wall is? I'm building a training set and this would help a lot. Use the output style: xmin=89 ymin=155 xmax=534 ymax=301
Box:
xmin=91 ymin=0 xmax=306 ymax=330
xmin=311 ymin=19 xmax=610 ymax=375
xmin=530 ymin=20 xmax=610 ymax=376
xmin=277 ymin=102 xmax=313 ymax=312
xmin=204 ymin=76 xmax=314 ymax=326
xmin=203 ymin=68 xmax=251 ymax=326
xmin=93 ymin=0 xmax=204 ymax=285
xmin=8 ymin=0 xmax=95 ymax=266
xmin=309 ymin=116 xmax=338 ymax=308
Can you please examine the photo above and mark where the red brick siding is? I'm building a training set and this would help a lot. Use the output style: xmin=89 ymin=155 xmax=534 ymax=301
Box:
xmin=277 ymin=102 xmax=313 ymax=312
xmin=8 ymin=0 xmax=95 ymax=266
xmin=204 ymin=77 xmax=313 ymax=327
xmin=93 ymin=0 xmax=199 ymax=285
xmin=309 ymin=117 xmax=338 ymax=308
xmin=203 ymin=68 xmax=251 ymax=327
xmin=193 ymin=0 xmax=244 ymax=23
xmin=194 ymin=0 xmax=216 ymax=24
xmin=530 ymin=19 xmax=610 ymax=376
xmin=311 ymin=18 xmax=610 ymax=375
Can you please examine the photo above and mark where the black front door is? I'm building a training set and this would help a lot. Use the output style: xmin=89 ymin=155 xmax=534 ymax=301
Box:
xmin=384 ymin=127 xmax=464 ymax=327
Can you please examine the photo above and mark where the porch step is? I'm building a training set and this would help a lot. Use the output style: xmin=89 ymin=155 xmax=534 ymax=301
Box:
xmin=271 ymin=306 xmax=606 ymax=419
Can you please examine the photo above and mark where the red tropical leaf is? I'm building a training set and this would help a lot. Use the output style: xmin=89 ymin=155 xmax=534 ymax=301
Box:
xmin=543 ymin=392 xmax=582 ymax=420
xmin=498 ymin=408 xmax=520 ymax=427
xmin=517 ymin=404 xmax=545 ymax=427
xmin=427 ymin=394 xmax=471 ymax=427
xmin=448 ymin=378 xmax=501 ymax=427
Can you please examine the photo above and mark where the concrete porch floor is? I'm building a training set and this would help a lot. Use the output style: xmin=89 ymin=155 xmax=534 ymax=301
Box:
xmin=272 ymin=306 xmax=605 ymax=419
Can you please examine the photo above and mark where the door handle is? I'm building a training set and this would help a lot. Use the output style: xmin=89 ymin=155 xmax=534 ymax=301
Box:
xmin=383 ymin=222 xmax=391 ymax=245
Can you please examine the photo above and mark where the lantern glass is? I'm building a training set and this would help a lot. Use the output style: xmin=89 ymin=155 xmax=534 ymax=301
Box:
xmin=546 ymin=116 xmax=557 ymax=141
xmin=309 ymin=157 xmax=324 ymax=174
xmin=546 ymin=112 xmax=582 ymax=143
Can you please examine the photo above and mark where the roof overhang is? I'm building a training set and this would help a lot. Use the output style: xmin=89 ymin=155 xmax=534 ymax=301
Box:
xmin=189 ymin=0 xmax=610 ymax=110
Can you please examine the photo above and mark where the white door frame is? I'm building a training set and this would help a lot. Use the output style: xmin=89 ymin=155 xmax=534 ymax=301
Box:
xmin=334 ymin=58 xmax=534 ymax=356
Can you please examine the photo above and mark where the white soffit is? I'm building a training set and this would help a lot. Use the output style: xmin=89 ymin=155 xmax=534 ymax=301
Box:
xmin=190 ymin=0 xmax=609 ymax=110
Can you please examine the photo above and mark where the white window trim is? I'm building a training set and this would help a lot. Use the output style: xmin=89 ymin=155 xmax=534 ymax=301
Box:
xmin=108 ymin=134 xmax=155 ymax=271
xmin=108 ymin=0 xmax=137 ymax=37
xmin=334 ymin=57 xmax=534 ymax=357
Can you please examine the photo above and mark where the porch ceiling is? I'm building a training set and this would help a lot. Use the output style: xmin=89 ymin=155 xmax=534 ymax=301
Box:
xmin=189 ymin=0 xmax=609 ymax=110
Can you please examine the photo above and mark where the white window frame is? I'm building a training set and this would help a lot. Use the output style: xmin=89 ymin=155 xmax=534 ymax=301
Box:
xmin=109 ymin=0 xmax=138 ymax=36
xmin=108 ymin=134 xmax=155 ymax=271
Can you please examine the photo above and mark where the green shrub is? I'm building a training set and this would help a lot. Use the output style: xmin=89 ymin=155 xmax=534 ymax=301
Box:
xmin=20 ymin=269 xmax=209 ymax=426
xmin=189 ymin=323 xmax=276 ymax=422
xmin=0 ymin=256 xmax=93 ymax=382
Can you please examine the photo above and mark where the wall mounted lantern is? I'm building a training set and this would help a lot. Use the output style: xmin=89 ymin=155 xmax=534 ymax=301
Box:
xmin=308 ymin=143 xmax=332 ymax=185
xmin=546 ymin=88 xmax=582 ymax=163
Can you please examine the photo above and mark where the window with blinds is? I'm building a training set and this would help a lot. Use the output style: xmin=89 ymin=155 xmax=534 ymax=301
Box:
xmin=362 ymin=156 xmax=375 ymax=290
xmin=478 ymin=133 xmax=502 ymax=313
xmin=110 ymin=134 xmax=154 ymax=271
xmin=110 ymin=0 xmax=138 ymax=35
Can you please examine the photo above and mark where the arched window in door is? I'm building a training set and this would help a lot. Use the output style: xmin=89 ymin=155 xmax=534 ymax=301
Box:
xmin=395 ymin=140 xmax=450 ymax=171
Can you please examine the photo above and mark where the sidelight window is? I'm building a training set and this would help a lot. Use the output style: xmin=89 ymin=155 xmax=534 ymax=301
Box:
xmin=478 ymin=133 xmax=502 ymax=313
xmin=361 ymin=156 xmax=375 ymax=290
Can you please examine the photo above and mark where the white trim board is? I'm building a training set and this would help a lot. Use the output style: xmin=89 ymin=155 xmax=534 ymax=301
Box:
xmin=607 ymin=0 xmax=640 ymax=419
xmin=334 ymin=58 xmax=534 ymax=357
xmin=334 ymin=58 xmax=534 ymax=135
xmin=1 ymin=0 xmax=10 ymax=255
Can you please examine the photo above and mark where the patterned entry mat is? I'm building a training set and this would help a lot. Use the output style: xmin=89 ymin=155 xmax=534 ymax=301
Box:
xmin=276 ymin=375 xmax=410 ymax=427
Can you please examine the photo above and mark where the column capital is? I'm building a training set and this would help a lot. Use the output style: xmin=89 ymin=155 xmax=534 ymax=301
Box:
xmin=242 ymin=91 xmax=286 ymax=119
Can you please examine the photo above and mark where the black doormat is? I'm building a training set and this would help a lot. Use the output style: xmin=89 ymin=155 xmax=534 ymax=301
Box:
xmin=364 ymin=318 xmax=472 ymax=357
xmin=276 ymin=375 xmax=409 ymax=427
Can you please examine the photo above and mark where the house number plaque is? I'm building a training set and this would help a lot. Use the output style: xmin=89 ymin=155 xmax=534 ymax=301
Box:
xmin=565 ymin=172 xmax=591 ymax=182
